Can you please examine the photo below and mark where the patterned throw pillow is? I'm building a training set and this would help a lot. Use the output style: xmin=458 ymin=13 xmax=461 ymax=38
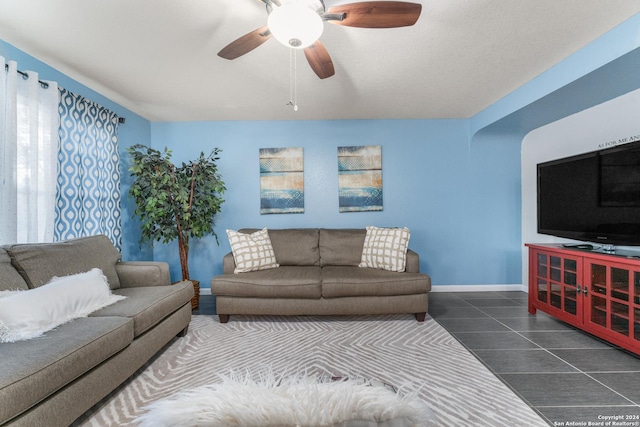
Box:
xmin=227 ymin=228 xmax=279 ymax=274
xmin=359 ymin=226 xmax=411 ymax=272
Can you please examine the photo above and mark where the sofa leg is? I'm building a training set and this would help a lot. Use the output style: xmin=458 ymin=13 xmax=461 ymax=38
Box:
xmin=177 ymin=325 xmax=189 ymax=337
xmin=219 ymin=314 xmax=230 ymax=323
xmin=415 ymin=312 xmax=426 ymax=322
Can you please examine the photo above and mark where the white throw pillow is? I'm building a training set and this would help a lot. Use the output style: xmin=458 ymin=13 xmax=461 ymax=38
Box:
xmin=0 ymin=268 xmax=126 ymax=343
xmin=359 ymin=226 xmax=411 ymax=272
xmin=227 ymin=228 xmax=279 ymax=274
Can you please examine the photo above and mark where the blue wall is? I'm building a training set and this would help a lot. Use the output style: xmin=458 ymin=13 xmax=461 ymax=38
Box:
xmin=150 ymin=119 xmax=522 ymax=286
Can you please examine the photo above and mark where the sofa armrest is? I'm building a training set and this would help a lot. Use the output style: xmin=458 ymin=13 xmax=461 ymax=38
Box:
xmin=405 ymin=249 xmax=420 ymax=273
xmin=222 ymin=252 xmax=236 ymax=274
xmin=116 ymin=261 xmax=171 ymax=288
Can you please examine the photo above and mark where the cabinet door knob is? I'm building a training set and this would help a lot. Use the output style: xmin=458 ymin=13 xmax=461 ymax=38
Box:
xmin=583 ymin=286 xmax=589 ymax=295
xmin=577 ymin=285 xmax=582 ymax=293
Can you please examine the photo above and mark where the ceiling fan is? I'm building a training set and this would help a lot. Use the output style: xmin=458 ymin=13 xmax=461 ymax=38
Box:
xmin=217 ymin=0 xmax=422 ymax=79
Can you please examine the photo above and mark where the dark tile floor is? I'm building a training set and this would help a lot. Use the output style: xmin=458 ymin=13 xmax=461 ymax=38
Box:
xmin=194 ymin=291 xmax=640 ymax=426
xmin=430 ymin=291 xmax=640 ymax=426
xmin=192 ymin=293 xmax=216 ymax=316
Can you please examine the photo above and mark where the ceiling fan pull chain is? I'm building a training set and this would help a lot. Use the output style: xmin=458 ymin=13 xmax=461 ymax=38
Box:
xmin=288 ymin=47 xmax=299 ymax=111
xmin=294 ymin=48 xmax=298 ymax=111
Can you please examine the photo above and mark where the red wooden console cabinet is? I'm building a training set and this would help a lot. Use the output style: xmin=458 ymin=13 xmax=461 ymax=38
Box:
xmin=527 ymin=243 xmax=640 ymax=355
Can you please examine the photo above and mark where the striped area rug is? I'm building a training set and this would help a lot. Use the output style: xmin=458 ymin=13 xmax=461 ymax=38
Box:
xmin=78 ymin=314 xmax=547 ymax=426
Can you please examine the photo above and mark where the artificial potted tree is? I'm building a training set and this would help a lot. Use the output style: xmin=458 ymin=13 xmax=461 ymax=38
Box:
xmin=127 ymin=144 xmax=225 ymax=309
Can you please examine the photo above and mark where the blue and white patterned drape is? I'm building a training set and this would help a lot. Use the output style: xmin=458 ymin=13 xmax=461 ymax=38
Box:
xmin=55 ymin=88 xmax=122 ymax=250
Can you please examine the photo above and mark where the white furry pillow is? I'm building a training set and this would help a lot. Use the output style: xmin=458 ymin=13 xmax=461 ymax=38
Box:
xmin=227 ymin=228 xmax=279 ymax=273
xmin=0 ymin=268 xmax=126 ymax=343
xmin=359 ymin=226 xmax=411 ymax=272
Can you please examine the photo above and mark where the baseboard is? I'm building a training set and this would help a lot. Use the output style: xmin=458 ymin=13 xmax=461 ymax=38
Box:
xmin=202 ymin=285 xmax=527 ymax=295
xmin=431 ymin=284 xmax=527 ymax=293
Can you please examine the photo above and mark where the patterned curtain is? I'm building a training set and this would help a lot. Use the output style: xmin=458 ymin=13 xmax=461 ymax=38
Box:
xmin=55 ymin=88 xmax=122 ymax=250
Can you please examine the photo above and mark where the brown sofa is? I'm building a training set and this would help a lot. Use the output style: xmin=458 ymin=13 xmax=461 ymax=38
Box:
xmin=0 ymin=235 xmax=194 ymax=427
xmin=210 ymin=228 xmax=431 ymax=323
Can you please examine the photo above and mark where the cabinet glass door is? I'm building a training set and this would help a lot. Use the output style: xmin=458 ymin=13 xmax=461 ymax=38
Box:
xmin=587 ymin=262 xmax=634 ymax=339
xmin=610 ymin=268 xmax=630 ymax=337
xmin=536 ymin=253 xmax=548 ymax=303
xmin=550 ymin=256 xmax=562 ymax=309
xmin=634 ymin=272 xmax=640 ymax=343
xmin=563 ymin=258 xmax=578 ymax=315
xmin=533 ymin=250 xmax=581 ymax=322
xmin=589 ymin=264 xmax=607 ymax=328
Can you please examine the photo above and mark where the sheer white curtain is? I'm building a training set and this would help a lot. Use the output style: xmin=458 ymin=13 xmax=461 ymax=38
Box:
xmin=0 ymin=56 xmax=59 ymax=244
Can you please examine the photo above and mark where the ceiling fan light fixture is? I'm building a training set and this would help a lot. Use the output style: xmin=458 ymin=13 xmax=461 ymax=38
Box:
xmin=267 ymin=3 xmax=323 ymax=49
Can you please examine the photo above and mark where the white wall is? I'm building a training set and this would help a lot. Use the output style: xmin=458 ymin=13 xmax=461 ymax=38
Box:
xmin=521 ymin=88 xmax=640 ymax=287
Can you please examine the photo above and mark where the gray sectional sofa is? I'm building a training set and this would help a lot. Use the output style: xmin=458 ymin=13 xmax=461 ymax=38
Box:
xmin=0 ymin=235 xmax=194 ymax=427
xmin=211 ymin=228 xmax=431 ymax=323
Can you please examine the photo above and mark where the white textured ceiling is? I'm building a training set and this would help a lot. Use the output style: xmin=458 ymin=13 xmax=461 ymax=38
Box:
xmin=1 ymin=1 xmax=639 ymax=122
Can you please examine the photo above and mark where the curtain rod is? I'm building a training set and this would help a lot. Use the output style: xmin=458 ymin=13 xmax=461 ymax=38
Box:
xmin=4 ymin=63 xmax=49 ymax=88
xmin=3 ymin=63 xmax=126 ymax=125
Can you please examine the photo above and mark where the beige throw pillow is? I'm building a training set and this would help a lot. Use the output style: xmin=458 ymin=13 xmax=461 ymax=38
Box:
xmin=359 ymin=226 xmax=411 ymax=272
xmin=227 ymin=228 xmax=279 ymax=274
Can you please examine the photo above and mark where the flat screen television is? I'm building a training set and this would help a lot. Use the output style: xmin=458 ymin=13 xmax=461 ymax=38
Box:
xmin=537 ymin=139 xmax=640 ymax=246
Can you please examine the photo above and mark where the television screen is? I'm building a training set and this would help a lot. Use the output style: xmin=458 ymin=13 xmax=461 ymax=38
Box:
xmin=537 ymin=140 xmax=640 ymax=245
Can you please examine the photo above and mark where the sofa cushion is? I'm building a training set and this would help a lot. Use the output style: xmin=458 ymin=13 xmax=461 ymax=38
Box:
xmin=321 ymin=266 xmax=431 ymax=298
xmin=211 ymin=266 xmax=322 ymax=299
xmin=0 ymin=249 xmax=29 ymax=291
xmin=0 ymin=316 xmax=133 ymax=425
xmin=359 ymin=226 xmax=410 ymax=272
xmin=0 ymin=268 xmax=126 ymax=343
xmin=89 ymin=280 xmax=194 ymax=337
xmin=319 ymin=229 xmax=366 ymax=267
xmin=269 ymin=228 xmax=320 ymax=266
xmin=241 ymin=228 xmax=320 ymax=266
xmin=5 ymin=235 xmax=122 ymax=289
xmin=227 ymin=228 xmax=279 ymax=273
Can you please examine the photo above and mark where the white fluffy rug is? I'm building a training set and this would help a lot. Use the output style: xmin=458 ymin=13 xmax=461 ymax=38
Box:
xmin=76 ymin=314 xmax=548 ymax=427
xmin=136 ymin=372 xmax=433 ymax=427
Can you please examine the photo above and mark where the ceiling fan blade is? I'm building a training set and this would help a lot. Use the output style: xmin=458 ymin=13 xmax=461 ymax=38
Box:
xmin=217 ymin=26 xmax=272 ymax=60
xmin=304 ymin=41 xmax=335 ymax=79
xmin=326 ymin=1 xmax=421 ymax=28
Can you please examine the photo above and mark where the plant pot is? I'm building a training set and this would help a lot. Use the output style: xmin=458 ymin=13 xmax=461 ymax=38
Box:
xmin=190 ymin=280 xmax=200 ymax=310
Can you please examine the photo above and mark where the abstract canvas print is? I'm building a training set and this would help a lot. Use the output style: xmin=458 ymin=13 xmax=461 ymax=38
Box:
xmin=338 ymin=145 xmax=383 ymax=212
xmin=260 ymin=147 xmax=304 ymax=214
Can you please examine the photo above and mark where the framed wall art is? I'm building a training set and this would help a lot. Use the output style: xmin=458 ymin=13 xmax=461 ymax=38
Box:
xmin=338 ymin=145 xmax=383 ymax=212
xmin=259 ymin=147 xmax=304 ymax=214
